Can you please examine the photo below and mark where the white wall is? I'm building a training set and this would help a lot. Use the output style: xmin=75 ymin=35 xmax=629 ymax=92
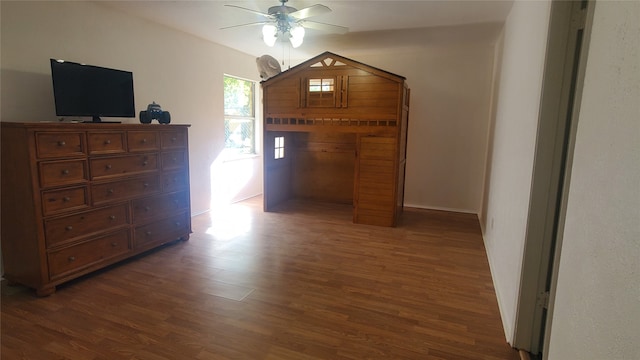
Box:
xmin=481 ymin=0 xmax=551 ymax=342
xmin=546 ymin=1 xmax=640 ymax=358
xmin=0 ymin=1 xmax=263 ymax=215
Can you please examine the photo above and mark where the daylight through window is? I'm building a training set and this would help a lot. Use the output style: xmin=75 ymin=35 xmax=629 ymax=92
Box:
xmin=274 ymin=136 xmax=284 ymax=159
xmin=309 ymin=78 xmax=334 ymax=92
xmin=307 ymin=78 xmax=335 ymax=107
xmin=224 ymin=75 xmax=256 ymax=157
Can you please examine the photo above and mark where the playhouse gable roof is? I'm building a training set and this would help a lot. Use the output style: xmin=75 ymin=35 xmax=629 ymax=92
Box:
xmin=261 ymin=51 xmax=406 ymax=86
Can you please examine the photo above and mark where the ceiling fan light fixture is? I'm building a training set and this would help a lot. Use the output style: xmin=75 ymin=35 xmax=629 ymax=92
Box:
xmin=262 ymin=24 xmax=277 ymax=47
xmin=225 ymin=1 xmax=345 ymax=49
xmin=289 ymin=25 xmax=305 ymax=48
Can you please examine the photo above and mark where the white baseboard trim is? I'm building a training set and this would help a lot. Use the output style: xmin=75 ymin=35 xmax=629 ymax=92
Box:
xmin=192 ymin=193 xmax=264 ymax=217
xmin=403 ymin=203 xmax=478 ymax=215
xmin=191 ymin=209 xmax=209 ymax=217
xmin=483 ymin=235 xmax=515 ymax=345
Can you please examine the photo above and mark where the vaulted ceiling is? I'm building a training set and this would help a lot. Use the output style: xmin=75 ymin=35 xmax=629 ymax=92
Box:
xmin=100 ymin=1 xmax=513 ymax=59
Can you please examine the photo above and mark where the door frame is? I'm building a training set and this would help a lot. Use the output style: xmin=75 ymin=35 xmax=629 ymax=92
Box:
xmin=512 ymin=0 xmax=595 ymax=355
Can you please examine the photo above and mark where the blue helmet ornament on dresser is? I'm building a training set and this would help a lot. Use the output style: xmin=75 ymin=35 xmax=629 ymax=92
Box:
xmin=139 ymin=101 xmax=171 ymax=124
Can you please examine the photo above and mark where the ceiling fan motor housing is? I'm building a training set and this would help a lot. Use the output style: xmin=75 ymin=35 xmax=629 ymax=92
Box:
xmin=269 ymin=4 xmax=298 ymax=33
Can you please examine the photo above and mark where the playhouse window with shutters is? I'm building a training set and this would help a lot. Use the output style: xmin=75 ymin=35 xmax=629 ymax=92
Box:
xmin=307 ymin=78 xmax=335 ymax=107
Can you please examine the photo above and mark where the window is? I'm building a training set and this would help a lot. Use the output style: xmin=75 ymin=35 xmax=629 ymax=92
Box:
xmin=274 ymin=136 xmax=284 ymax=159
xmin=224 ymin=75 xmax=256 ymax=156
xmin=308 ymin=78 xmax=335 ymax=107
xmin=309 ymin=78 xmax=334 ymax=92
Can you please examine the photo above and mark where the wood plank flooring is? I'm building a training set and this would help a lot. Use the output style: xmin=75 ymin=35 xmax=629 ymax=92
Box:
xmin=1 ymin=196 xmax=519 ymax=359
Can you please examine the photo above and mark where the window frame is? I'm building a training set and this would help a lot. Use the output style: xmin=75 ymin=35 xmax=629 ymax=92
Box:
xmin=274 ymin=136 xmax=285 ymax=160
xmin=223 ymin=74 xmax=258 ymax=159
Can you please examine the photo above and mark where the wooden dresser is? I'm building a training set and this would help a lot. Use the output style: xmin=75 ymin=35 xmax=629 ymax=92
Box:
xmin=1 ymin=122 xmax=191 ymax=296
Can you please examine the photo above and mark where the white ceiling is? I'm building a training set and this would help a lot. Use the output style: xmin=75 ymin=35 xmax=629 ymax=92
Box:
xmin=99 ymin=0 xmax=513 ymax=59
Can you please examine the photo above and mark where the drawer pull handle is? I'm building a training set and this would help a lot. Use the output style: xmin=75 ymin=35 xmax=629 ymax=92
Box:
xmin=142 ymin=138 xmax=147 ymax=143
xmin=62 ymin=169 xmax=70 ymax=175
xmin=109 ymin=215 xmax=116 ymax=220
xmin=107 ymin=189 xmax=114 ymax=194
xmin=62 ymin=196 xmax=71 ymax=202
xmin=142 ymin=161 xmax=148 ymax=166
xmin=171 ymin=137 xmax=177 ymax=142
xmin=146 ymin=231 xmax=152 ymax=236
xmin=144 ymin=206 xmax=151 ymax=211
xmin=68 ymin=256 xmax=76 ymax=262
xmin=104 ymin=140 xmax=111 ymax=145
xmin=143 ymin=182 xmax=149 ymax=188
xmin=65 ymin=225 xmax=73 ymax=231
xmin=111 ymin=242 xmax=118 ymax=247
xmin=58 ymin=141 xmax=66 ymax=146
xmin=105 ymin=164 xmax=112 ymax=170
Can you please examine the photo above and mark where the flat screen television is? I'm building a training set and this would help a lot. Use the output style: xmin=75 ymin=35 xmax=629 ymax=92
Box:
xmin=50 ymin=59 xmax=135 ymax=123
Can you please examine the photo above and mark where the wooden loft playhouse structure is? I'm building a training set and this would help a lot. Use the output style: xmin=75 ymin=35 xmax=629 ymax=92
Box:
xmin=261 ymin=52 xmax=410 ymax=227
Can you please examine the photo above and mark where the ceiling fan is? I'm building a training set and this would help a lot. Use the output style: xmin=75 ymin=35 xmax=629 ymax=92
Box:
xmin=222 ymin=0 xmax=348 ymax=48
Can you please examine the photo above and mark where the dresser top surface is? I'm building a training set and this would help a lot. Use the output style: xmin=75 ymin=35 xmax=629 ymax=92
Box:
xmin=1 ymin=122 xmax=191 ymax=129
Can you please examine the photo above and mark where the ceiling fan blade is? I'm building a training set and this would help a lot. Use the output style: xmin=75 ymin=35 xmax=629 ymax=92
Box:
xmin=220 ymin=21 xmax=273 ymax=30
xmin=301 ymin=20 xmax=348 ymax=34
xmin=289 ymin=4 xmax=331 ymax=20
xmin=224 ymin=4 xmax=272 ymax=19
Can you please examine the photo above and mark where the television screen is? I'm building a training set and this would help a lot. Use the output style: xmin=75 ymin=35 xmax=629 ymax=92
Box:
xmin=50 ymin=59 xmax=135 ymax=122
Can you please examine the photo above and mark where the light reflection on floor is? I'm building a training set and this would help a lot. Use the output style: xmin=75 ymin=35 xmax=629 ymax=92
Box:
xmin=205 ymin=201 xmax=254 ymax=241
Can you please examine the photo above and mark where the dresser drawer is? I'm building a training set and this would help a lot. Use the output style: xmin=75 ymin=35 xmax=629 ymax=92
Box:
xmin=161 ymin=150 xmax=187 ymax=170
xmin=45 ymin=204 xmax=129 ymax=248
xmin=90 ymin=154 xmax=158 ymax=180
xmin=35 ymin=132 xmax=85 ymax=159
xmin=162 ymin=170 xmax=189 ymax=192
xmin=161 ymin=130 xmax=187 ymax=149
xmin=39 ymin=159 xmax=88 ymax=188
xmin=91 ymin=175 xmax=161 ymax=205
xmin=132 ymin=191 xmax=189 ymax=223
xmin=134 ymin=212 xmax=190 ymax=249
xmin=48 ymin=230 xmax=130 ymax=280
xmin=88 ymin=131 xmax=126 ymax=155
xmin=127 ymin=131 xmax=159 ymax=152
xmin=42 ymin=186 xmax=89 ymax=216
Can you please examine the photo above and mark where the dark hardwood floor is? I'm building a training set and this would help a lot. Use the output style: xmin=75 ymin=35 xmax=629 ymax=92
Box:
xmin=1 ymin=196 xmax=519 ymax=359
